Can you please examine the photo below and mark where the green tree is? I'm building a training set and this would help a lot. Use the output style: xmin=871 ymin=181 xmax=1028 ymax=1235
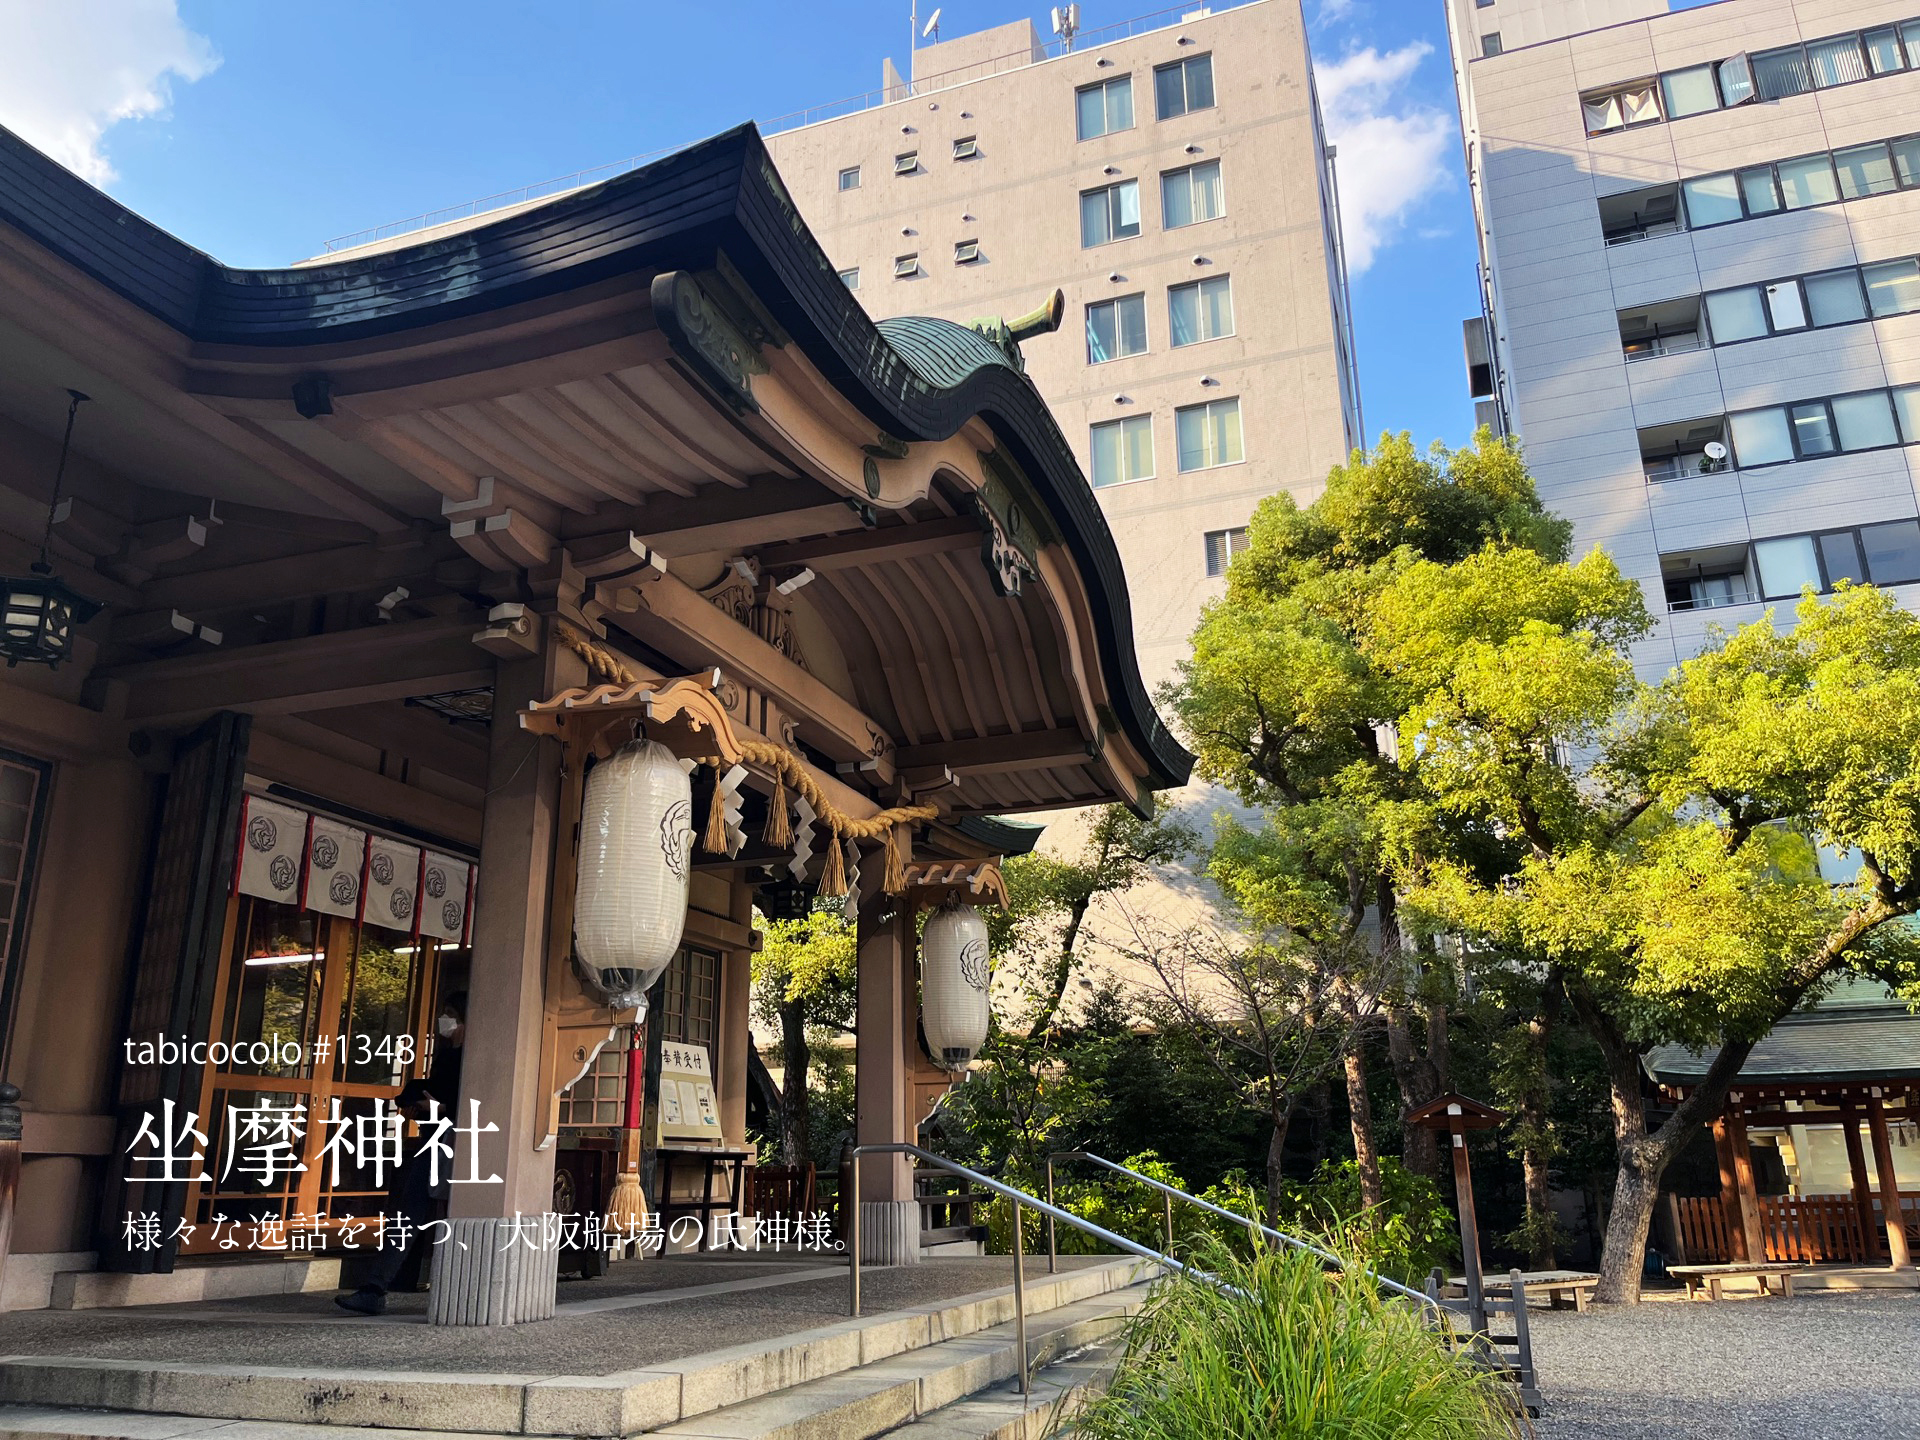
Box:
xmin=1165 ymin=431 xmax=1570 ymax=1197
xmin=990 ymin=803 xmax=1195 ymax=1042
xmin=752 ymin=908 xmax=856 ymax=1164
xmin=1387 ymin=568 xmax=1920 ymax=1301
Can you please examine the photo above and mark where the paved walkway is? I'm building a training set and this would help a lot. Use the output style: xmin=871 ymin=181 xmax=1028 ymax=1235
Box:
xmin=1531 ymin=1289 xmax=1920 ymax=1438
xmin=0 ymin=1253 xmax=1097 ymax=1376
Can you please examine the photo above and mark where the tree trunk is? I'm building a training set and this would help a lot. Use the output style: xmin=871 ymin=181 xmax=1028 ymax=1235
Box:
xmin=1025 ymin=893 xmax=1094 ymax=1041
xmin=1572 ymin=983 xmax=1762 ymax=1303
xmin=1383 ymin=1004 xmax=1441 ymax=1181
xmin=1517 ymin=981 xmax=1561 ymax=1268
xmin=1343 ymin=1042 xmax=1384 ymax=1211
xmin=1265 ymin=1104 xmax=1294 ymax=1214
xmin=779 ymin=996 xmax=811 ymax=1165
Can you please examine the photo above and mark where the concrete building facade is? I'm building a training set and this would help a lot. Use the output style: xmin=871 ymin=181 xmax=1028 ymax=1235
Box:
xmin=766 ymin=0 xmax=1361 ymax=689
xmin=1446 ymin=0 xmax=1920 ymax=677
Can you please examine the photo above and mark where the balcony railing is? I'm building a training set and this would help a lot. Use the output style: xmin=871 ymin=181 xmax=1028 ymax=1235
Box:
xmin=1666 ymin=583 xmax=1755 ymax=612
xmin=1604 ymin=218 xmax=1685 ymax=247
xmin=1623 ymin=331 xmax=1704 ymax=362
xmin=1643 ymin=452 xmax=1731 ymax=483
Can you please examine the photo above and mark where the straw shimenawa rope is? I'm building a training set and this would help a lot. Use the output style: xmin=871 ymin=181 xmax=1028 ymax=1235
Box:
xmin=555 ymin=622 xmax=935 ymax=896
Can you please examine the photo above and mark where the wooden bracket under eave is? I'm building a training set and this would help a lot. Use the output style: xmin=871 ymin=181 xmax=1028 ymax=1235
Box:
xmin=520 ymin=671 xmax=747 ymax=766
xmin=899 ymin=857 xmax=1009 ymax=911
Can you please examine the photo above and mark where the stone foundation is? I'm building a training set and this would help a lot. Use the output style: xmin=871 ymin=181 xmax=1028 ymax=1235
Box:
xmin=426 ymin=1215 xmax=560 ymax=1325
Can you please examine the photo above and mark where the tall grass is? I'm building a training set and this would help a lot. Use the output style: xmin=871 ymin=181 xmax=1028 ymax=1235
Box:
xmin=1063 ymin=1240 xmax=1523 ymax=1440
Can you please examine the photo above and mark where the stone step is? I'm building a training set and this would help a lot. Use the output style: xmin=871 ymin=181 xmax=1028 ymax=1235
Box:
xmin=0 ymin=1259 xmax=1153 ymax=1438
xmin=647 ymin=1287 xmax=1142 ymax=1439
xmin=0 ymin=1408 xmax=514 ymax=1439
xmin=873 ymin=1341 xmax=1120 ymax=1440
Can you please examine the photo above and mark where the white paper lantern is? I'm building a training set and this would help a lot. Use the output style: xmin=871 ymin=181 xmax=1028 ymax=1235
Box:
xmin=921 ymin=900 xmax=991 ymax=1071
xmin=573 ymin=740 xmax=694 ymax=1013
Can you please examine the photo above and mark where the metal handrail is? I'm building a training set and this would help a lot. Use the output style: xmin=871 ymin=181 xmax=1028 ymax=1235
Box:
xmin=1045 ymin=1150 xmax=1442 ymax=1312
xmin=848 ymin=1142 xmax=1209 ymax=1395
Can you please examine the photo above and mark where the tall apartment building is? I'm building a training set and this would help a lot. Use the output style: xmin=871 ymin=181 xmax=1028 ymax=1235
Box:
xmin=765 ymin=0 xmax=1360 ymax=689
xmin=1446 ymin=0 xmax=1920 ymax=677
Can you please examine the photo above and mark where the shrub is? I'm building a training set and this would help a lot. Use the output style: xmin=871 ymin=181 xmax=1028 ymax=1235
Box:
xmin=984 ymin=1152 xmax=1261 ymax=1259
xmin=1276 ymin=1157 xmax=1458 ymax=1285
xmin=1063 ymin=1240 xmax=1520 ymax=1440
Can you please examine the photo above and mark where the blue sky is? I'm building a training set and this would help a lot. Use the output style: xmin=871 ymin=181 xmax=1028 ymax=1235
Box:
xmin=2 ymin=0 xmax=1481 ymax=450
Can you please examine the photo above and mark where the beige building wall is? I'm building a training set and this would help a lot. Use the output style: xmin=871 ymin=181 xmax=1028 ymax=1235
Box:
xmin=766 ymin=0 xmax=1359 ymax=693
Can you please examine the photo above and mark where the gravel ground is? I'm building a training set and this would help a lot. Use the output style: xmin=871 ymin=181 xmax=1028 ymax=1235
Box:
xmin=1530 ymin=1289 xmax=1920 ymax=1438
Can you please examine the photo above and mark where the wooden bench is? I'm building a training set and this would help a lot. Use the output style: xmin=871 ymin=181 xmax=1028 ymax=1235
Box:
xmin=1448 ymin=1269 xmax=1600 ymax=1313
xmin=1667 ymin=1262 xmax=1804 ymax=1300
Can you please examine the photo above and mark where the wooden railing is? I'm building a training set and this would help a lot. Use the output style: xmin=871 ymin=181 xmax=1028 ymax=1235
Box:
xmin=1760 ymin=1194 xmax=1869 ymax=1263
xmin=1673 ymin=1194 xmax=1730 ymax=1263
xmin=1674 ymin=1192 xmax=1920 ymax=1265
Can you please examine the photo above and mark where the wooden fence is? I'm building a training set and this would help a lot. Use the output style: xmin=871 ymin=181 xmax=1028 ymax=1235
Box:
xmin=1672 ymin=1193 xmax=1920 ymax=1264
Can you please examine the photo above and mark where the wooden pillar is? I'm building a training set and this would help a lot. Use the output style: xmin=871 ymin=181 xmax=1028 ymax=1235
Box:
xmin=1713 ymin=1115 xmax=1748 ymax=1262
xmin=1867 ymin=1093 xmax=1912 ymax=1270
xmin=853 ymin=855 xmax=918 ymax=1265
xmin=1448 ymin=1117 xmax=1485 ymax=1330
xmin=1842 ymin=1111 xmax=1876 ymax=1263
xmin=433 ymin=641 xmax=583 ymax=1324
xmin=1714 ymin=1107 xmax=1764 ymax=1262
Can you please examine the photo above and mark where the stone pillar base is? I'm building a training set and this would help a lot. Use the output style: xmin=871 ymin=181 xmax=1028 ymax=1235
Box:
xmin=859 ymin=1200 xmax=920 ymax=1266
xmin=426 ymin=1216 xmax=561 ymax=1326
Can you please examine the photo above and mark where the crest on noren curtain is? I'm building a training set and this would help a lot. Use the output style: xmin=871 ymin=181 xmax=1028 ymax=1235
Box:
xmin=362 ymin=837 xmax=422 ymax=935
xmin=234 ymin=796 xmax=308 ymax=904
xmin=306 ymin=818 xmax=366 ymax=919
xmin=418 ymin=852 xmax=471 ymax=943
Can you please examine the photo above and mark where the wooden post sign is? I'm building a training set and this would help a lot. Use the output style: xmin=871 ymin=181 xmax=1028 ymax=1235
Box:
xmin=1408 ymin=1093 xmax=1507 ymax=1332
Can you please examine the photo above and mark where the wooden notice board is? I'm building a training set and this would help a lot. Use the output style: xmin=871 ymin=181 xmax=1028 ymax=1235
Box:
xmin=658 ymin=1041 xmax=723 ymax=1144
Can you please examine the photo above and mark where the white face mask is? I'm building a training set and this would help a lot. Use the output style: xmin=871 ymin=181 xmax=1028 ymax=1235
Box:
xmin=436 ymin=1014 xmax=459 ymax=1038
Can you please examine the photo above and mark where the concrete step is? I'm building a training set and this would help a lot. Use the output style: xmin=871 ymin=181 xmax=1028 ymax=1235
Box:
xmin=873 ymin=1341 xmax=1120 ymax=1440
xmin=647 ymin=1287 xmax=1141 ymax=1439
xmin=0 ymin=1259 xmax=1152 ymax=1439
xmin=0 ymin=1409 xmax=513 ymax=1439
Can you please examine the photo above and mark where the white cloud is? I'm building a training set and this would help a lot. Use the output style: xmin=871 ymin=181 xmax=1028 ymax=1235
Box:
xmin=0 ymin=0 xmax=218 ymax=186
xmin=1314 ymin=43 xmax=1454 ymax=274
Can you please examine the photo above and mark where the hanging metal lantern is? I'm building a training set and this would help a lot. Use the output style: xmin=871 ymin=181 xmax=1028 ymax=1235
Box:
xmin=921 ymin=898 xmax=991 ymax=1071
xmin=2 ymin=566 xmax=100 ymax=669
xmin=2 ymin=390 xmax=99 ymax=670
xmin=573 ymin=739 xmax=694 ymax=1013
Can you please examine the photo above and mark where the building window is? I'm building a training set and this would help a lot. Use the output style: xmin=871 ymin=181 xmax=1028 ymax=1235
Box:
xmin=954 ymin=239 xmax=981 ymax=264
xmin=838 ymin=166 xmax=862 ymax=191
xmin=1704 ymin=383 xmax=1920 ymax=470
xmin=1080 ymin=179 xmax=1142 ymax=247
xmin=1076 ymin=75 xmax=1134 ymax=140
xmin=1582 ymin=80 xmax=1660 ymax=133
xmin=1154 ymin=54 xmax=1215 ymax=120
xmin=660 ymin=946 xmax=720 ymax=1049
xmin=1661 ymin=65 xmax=1720 ymax=118
xmin=1169 ymin=276 xmax=1234 ymax=346
xmin=1086 ymin=293 xmax=1148 ymax=362
xmin=1693 ymin=520 xmax=1920 ymax=604
xmin=1090 ymin=415 xmax=1154 ymax=487
xmin=953 ymin=136 xmax=978 ymax=159
xmin=839 ymin=267 xmax=860 ymax=290
xmin=894 ymin=151 xmax=919 ymax=175
xmin=1161 ymin=160 xmax=1224 ymax=228
xmin=893 ymin=253 xmax=919 ymax=278
xmin=1204 ymin=527 xmax=1248 ymax=576
xmin=1481 ymin=32 xmax=1503 ymax=58
xmin=1175 ymin=397 xmax=1244 ymax=472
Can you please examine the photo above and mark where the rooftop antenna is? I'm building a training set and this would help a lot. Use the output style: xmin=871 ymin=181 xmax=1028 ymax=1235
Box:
xmin=922 ymin=6 xmax=942 ymax=41
xmin=1051 ymin=3 xmax=1081 ymax=52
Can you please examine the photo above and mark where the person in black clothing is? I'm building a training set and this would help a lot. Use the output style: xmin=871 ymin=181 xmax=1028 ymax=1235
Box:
xmin=336 ymin=991 xmax=465 ymax=1316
